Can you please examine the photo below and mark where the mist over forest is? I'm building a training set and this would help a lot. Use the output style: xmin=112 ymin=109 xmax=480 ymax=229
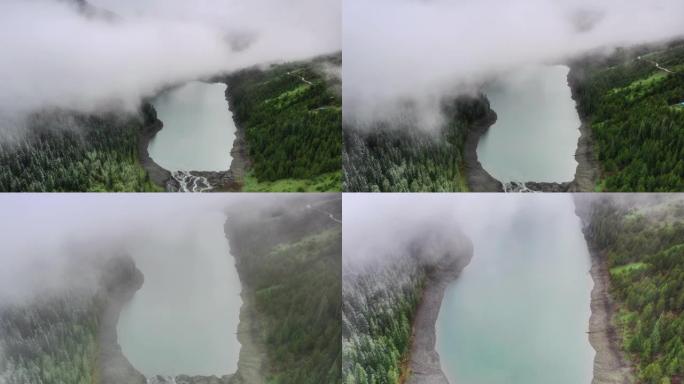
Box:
xmin=0 ymin=0 xmax=340 ymax=136
xmin=343 ymin=0 xmax=684 ymax=130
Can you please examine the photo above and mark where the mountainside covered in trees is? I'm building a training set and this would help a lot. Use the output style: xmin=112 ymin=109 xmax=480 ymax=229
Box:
xmin=343 ymin=95 xmax=494 ymax=192
xmin=0 ymin=109 xmax=161 ymax=192
xmin=225 ymin=196 xmax=342 ymax=384
xmin=570 ymin=40 xmax=684 ymax=192
xmin=343 ymin=257 xmax=425 ymax=383
xmin=225 ymin=55 xmax=342 ymax=192
xmin=0 ymin=53 xmax=341 ymax=192
xmin=342 ymin=226 xmax=471 ymax=384
xmin=580 ymin=195 xmax=684 ymax=383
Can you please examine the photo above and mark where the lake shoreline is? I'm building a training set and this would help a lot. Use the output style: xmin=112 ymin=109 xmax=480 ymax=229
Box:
xmin=138 ymin=103 xmax=178 ymax=191
xmin=466 ymin=66 xmax=599 ymax=192
xmin=573 ymin=203 xmax=635 ymax=384
xmin=137 ymin=82 xmax=246 ymax=192
xmin=223 ymin=218 xmax=267 ymax=384
xmin=406 ymin=240 xmax=473 ymax=384
xmin=464 ymin=107 xmax=504 ymax=192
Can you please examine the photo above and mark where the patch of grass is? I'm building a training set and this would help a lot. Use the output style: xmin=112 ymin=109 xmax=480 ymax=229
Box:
xmin=610 ymin=262 xmax=648 ymax=276
xmin=242 ymin=170 xmax=341 ymax=192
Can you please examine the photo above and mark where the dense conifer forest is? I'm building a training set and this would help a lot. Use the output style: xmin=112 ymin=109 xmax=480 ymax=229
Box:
xmin=584 ymin=196 xmax=684 ymax=383
xmin=226 ymin=56 xmax=342 ymax=192
xmin=0 ymin=109 xmax=161 ymax=192
xmin=571 ymin=41 xmax=684 ymax=191
xmin=226 ymin=197 xmax=342 ymax=384
xmin=0 ymin=293 xmax=101 ymax=384
xmin=342 ymin=259 xmax=425 ymax=384
xmin=343 ymin=95 xmax=492 ymax=192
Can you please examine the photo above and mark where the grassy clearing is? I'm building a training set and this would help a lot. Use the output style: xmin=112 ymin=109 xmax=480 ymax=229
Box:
xmin=242 ymin=170 xmax=341 ymax=192
xmin=610 ymin=262 xmax=648 ymax=276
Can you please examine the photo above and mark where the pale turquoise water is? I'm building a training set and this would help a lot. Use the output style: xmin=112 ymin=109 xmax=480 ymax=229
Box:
xmin=149 ymin=81 xmax=235 ymax=172
xmin=117 ymin=212 xmax=241 ymax=376
xmin=436 ymin=196 xmax=594 ymax=384
xmin=477 ymin=65 xmax=581 ymax=183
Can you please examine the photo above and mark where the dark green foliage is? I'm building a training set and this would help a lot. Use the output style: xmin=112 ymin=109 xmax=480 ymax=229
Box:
xmin=571 ymin=41 xmax=684 ymax=191
xmin=226 ymin=59 xmax=341 ymax=187
xmin=0 ymin=109 xmax=160 ymax=192
xmin=343 ymin=95 xmax=492 ymax=192
xmin=0 ymin=294 xmax=101 ymax=384
xmin=227 ymin=198 xmax=342 ymax=384
xmin=342 ymin=261 xmax=425 ymax=384
xmin=585 ymin=198 xmax=684 ymax=383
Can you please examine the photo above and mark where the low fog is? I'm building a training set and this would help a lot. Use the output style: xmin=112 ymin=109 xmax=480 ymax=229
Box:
xmin=0 ymin=193 xmax=320 ymax=304
xmin=0 ymin=0 xmax=339 ymax=134
xmin=343 ymin=0 xmax=684 ymax=131
xmin=343 ymin=193 xmax=684 ymax=270
xmin=343 ymin=193 xmax=582 ymax=269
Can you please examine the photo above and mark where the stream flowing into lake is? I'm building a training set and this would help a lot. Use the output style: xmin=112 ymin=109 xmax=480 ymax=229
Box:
xmin=148 ymin=81 xmax=236 ymax=173
xmin=436 ymin=196 xmax=594 ymax=383
xmin=117 ymin=212 xmax=242 ymax=377
xmin=477 ymin=65 xmax=581 ymax=183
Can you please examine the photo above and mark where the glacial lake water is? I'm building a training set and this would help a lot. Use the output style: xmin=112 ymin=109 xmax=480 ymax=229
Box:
xmin=148 ymin=81 xmax=236 ymax=172
xmin=477 ymin=65 xmax=581 ymax=183
xmin=436 ymin=196 xmax=594 ymax=384
xmin=117 ymin=212 xmax=242 ymax=376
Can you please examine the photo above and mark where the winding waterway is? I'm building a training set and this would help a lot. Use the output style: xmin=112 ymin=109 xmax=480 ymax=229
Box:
xmin=148 ymin=81 xmax=236 ymax=172
xmin=477 ymin=65 xmax=581 ymax=183
xmin=436 ymin=196 xmax=594 ymax=383
xmin=117 ymin=212 xmax=242 ymax=377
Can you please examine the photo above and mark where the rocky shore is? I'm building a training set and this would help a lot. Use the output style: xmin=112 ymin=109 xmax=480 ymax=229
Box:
xmin=136 ymin=84 xmax=249 ymax=192
xmin=223 ymin=220 xmax=267 ymax=384
xmin=465 ymin=67 xmax=600 ymax=192
xmin=97 ymin=255 xmax=147 ymax=384
xmin=584 ymin=241 xmax=636 ymax=384
xmin=406 ymin=238 xmax=474 ymax=384
xmin=96 ymin=254 xmax=247 ymax=384
xmin=463 ymin=108 xmax=504 ymax=192
xmin=573 ymin=199 xmax=635 ymax=384
xmin=138 ymin=103 xmax=178 ymax=191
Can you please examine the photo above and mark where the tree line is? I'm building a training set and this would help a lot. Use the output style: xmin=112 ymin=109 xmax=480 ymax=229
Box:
xmin=343 ymin=95 xmax=492 ymax=192
xmin=0 ymin=109 xmax=160 ymax=192
xmin=225 ymin=59 xmax=341 ymax=189
xmin=571 ymin=41 xmax=684 ymax=191
xmin=585 ymin=197 xmax=684 ymax=383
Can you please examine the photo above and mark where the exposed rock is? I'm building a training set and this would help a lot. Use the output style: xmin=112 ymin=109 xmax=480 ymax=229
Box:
xmin=464 ymin=109 xmax=504 ymax=192
xmin=574 ymin=200 xmax=636 ymax=384
xmin=406 ymin=234 xmax=474 ymax=384
xmin=97 ymin=255 xmax=147 ymax=384
xmin=138 ymin=103 xmax=178 ymax=191
xmin=466 ymin=66 xmax=600 ymax=192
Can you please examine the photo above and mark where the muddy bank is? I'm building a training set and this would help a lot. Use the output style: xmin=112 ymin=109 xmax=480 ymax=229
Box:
xmin=406 ymin=240 xmax=473 ymax=384
xmin=465 ymin=68 xmax=600 ymax=192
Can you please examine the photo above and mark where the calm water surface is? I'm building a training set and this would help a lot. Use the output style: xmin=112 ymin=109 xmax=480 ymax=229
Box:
xmin=149 ymin=81 xmax=235 ymax=172
xmin=117 ymin=212 xmax=242 ymax=376
xmin=436 ymin=196 xmax=594 ymax=384
xmin=477 ymin=65 xmax=580 ymax=182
